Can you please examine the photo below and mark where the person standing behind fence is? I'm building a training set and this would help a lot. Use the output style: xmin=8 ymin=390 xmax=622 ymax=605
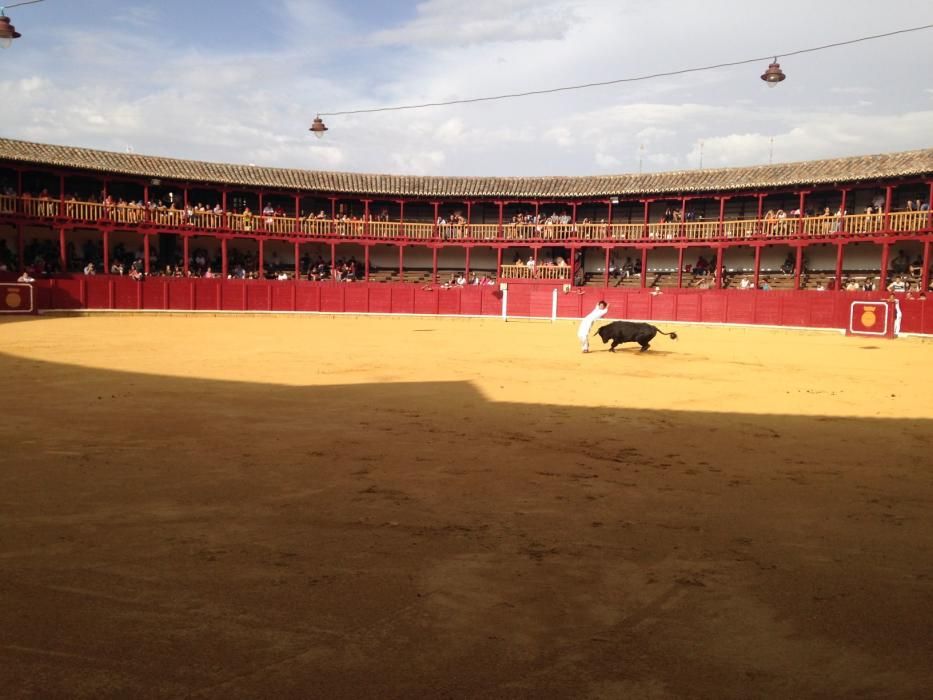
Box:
xmin=578 ymin=300 xmax=608 ymax=353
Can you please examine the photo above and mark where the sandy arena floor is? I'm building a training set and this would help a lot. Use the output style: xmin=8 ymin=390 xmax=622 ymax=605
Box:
xmin=1 ymin=314 xmax=932 ymax=699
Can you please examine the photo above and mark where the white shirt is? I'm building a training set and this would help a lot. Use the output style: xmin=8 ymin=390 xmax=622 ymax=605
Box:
xmin=578 ymin=304 xmax=608 ymax=337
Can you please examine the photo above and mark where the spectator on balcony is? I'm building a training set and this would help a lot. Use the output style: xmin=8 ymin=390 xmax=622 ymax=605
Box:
xmin=526 ymin=256 xmax=536 ymax=268
xmin=887 ymin=276 xmax=908 ymax=293
xmin=759 ymin=278 xmax=772 ymax=291
xmin=862 ymin=277 xmax=876 ymax=292
xmin=908 ymin=255 xmax=922 ymax=278
xmin=242 ymin=207 xmax=254 ymax=231
xmin=890 ymin=250 xmax=910 ymax=275
xmin=693 ymin=256 xmax=710 ymax=276
xmin=129 ymin=265 xmax=143 ymax=282
xmin=781 ymin=253 xmax=795 ymax=275
xmin=738 ymin=276 xmax=753 ymax=290
xmin=17 ymin=270 xmax=35 ymax=283
xmin=83 ymin=262 xmax=96 ymax=276
xmin=110 ymin=261 xmax=124 ymax=275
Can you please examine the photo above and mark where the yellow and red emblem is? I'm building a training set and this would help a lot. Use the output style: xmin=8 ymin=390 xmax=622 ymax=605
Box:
xmin=860 ymin=306 xmax=877 ymax=328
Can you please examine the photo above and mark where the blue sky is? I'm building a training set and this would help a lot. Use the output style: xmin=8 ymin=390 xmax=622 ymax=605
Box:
xmin=2 ymin=0 xmax=932 ymax=176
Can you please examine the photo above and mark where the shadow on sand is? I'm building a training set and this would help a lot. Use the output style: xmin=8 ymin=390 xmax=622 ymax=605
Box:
xmin=1 ymin=348 xmax=931 ymax=698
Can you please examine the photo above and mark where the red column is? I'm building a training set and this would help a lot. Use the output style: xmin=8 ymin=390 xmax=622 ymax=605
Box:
xmin=496 ymin=247 xmax=502 ymax=280
xmin=883 ymin=185 xmax=893 ymax=231
xmin=642 ymin=199 xmax=650 ymax=238
xmin=330 ymin=242 xmax=336 ymax=277
xmin=294 ymin=241 xmax=300 ymax=279
xmin=183 ymin=235 xmax=190 ymax=275
xmin=879 ymin=242 xmax=890 ymax=289
xmin=399 ymin=200 xmax=405 ymax=239
xmin=604 ymin=247 xmax=610 ymax=287
xmin=756 ymin=194 xmax=765 ymax=219
xmin=718 ymin=196 xmax=728 ymax=237
xmin=920 ymin=240 xmax=930 ymax=295
xmin=606 ymin=200 xmax=613 ymax=237
xmin=641 ymin=248 xmax=649 ymax=288
xmin=183 ymin=186 xmax=188 ymax=211
xmin=797 ymin=191 xmax=807 ymax=236
xmin=398 ymin=245 xmax=404 ymax=278
xmin=834 ymin=243 xmax=844 ymax=289
xmin=465 ymin=247 xmax=471 ymax=278
xmin=364 ymin=245 xmax=370 ymax=282
xmin=257 ymin=193 xmax=264 ymax=233
xmin=102 ymin=229 xmax=110 ymax=273
xmin=16 ymin=223 xmax=24 ymax=273
xmin=221 ymin=238 xmax=228 ymax=278
xmin=221 ymin=191 xmax=228 ymax=229
xmin=839 ymin=188 xmax=848 ymax=233
xmin=294 ymin=195 xmax=301 ymax=234
xmin=258 ymin=238 xmax=264 ymax=278
xmin=927 ymin=181 xmax=933 ymax=230
xmin=677 ymin=247 xmax=685 ymax=288
xmin=753 ymin=245 xmax=761 ymax=289
xmin=363 ymin=200 xmax=370 ymax=238
xmin=569 ymin=245 xmax=577 ymax=286
xmin=58 ymin=174 xmax=65 ymax=215
xmin=143 ymin=233 xmax=151 ymax=274
xmin=433 ymin=201 xmax=440 ymax=240
xmin=330 ymin=197 xmax=337 ymax=225
xmin=794 ymin=245 xmax=803 ymax=290
xmin=59 ymin=227 xmax=67 ymax=272
xmin=497 ymin=201 xmax=504 ymax=239
xmin=465 ymin=201 xmax=473 ymax=238
xmin=714 ymin=246 xmax=723 ymax=289
xmin=680 ymin=197 xmax=687 ymax=238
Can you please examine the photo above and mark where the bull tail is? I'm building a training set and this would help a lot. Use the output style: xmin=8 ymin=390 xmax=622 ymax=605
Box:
xmin=655 ymin=328 xmax=679 ymax=340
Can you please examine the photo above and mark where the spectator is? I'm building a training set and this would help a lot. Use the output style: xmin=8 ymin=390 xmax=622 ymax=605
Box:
xmin=84 ymin=262 xmax=96 ymax=275
xmin=890 ymin=250 xmax=910 ymax=275
xmin=17 ymin=271 xmax=35 ymax=283
xmin=887 ymin=276 xmax=908 ymax=293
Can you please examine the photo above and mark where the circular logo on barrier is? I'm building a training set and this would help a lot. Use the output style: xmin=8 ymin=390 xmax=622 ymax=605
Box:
xmin=5 ymin=290 xmax=21 ymax=309
xmin=860 ymin=306 xmax=876 ymax=328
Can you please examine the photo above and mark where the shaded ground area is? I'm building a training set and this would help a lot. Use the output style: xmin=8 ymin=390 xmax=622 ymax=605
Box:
xmin=1 ymin=316 xmax=932 ymax=699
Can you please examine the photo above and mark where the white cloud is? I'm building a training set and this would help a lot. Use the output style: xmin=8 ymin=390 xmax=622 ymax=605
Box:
xmin=2 ymin=0 xmax=931 ymax=178
xmin=371 ymin=0 xmax=581 ymax=47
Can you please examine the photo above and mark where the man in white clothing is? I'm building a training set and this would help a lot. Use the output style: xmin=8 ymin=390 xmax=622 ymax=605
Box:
xmin=578 ymin=300 xmax=608 ymax=353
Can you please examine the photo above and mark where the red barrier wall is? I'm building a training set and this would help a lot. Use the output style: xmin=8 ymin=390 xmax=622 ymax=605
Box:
xmin=22 ymin=277 xmax=933 ymax=335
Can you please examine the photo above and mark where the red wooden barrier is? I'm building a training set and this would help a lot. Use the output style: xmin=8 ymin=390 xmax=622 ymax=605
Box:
xmin=21 ymin=276 xmax=930 ymax=334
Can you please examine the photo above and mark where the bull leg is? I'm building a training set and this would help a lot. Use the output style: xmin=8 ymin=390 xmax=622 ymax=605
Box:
xmin=609 ymin=340 xmax=620 ymax=352
xmin=637 ymin=333 xmax=652 ymax=352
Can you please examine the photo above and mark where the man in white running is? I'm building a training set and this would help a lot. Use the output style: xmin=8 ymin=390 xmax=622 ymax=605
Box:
xmin=578 ymin=300 xmax=608 ymax=353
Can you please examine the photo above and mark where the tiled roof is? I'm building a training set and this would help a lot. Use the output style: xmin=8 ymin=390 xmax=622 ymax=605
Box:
xmin=1 ymin=137 xmax=931 ymax=199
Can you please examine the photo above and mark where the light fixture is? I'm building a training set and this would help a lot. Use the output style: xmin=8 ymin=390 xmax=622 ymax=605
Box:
xmin=760 ymin=57 xmax=786 ymax=87
xmin=0 ymin=14 xmax=22 ymax=48
xmin=0 ymin=0 xmax=45 ymax=49
xmin=309 ymin=115 xmax=328 ymax=139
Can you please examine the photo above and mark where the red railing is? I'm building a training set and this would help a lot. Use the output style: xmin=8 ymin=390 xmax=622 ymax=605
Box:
xmin=1 ymin=195 xmax=929 ymax=244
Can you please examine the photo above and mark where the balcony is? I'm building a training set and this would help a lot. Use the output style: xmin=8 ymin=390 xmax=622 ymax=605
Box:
xmin=1 ymin=194 xmax=929 ymax=245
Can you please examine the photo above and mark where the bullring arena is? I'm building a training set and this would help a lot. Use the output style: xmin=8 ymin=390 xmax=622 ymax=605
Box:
xmin=2 ymin=139 xmax=933 ymax=698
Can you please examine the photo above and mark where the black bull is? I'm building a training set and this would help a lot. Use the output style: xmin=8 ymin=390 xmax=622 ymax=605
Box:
xmin=594 ymin=321 xmax=679 ymax=352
